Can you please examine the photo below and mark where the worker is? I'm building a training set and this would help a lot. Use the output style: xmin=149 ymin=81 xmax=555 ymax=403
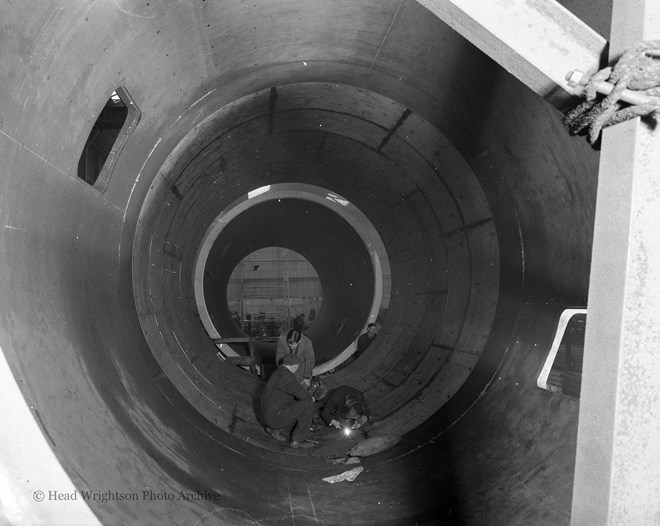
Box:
xmin=320 ymin=385 xmax=370 ymax=431
xmin=355 ymin=323 xmax=379 ymax=359
xmin=261 ymin=354 xmax=315 ymax=449
xmin=328 ymin=322 xmax=380 ymax=373
xmin=275 ymin=329 xmax=315 ymax=388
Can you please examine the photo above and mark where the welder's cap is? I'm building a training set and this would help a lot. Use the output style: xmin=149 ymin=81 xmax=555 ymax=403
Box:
xmin=282 ymin=354 xmax=301 ymax=366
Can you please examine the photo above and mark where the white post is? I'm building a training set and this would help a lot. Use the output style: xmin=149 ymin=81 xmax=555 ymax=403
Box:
xmin=572 ymin=2 xmax=660 ymax=524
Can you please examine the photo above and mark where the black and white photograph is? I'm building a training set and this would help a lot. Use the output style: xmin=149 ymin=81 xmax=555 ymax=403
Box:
xmin=1 ymin=0 xmax=658 ymax=524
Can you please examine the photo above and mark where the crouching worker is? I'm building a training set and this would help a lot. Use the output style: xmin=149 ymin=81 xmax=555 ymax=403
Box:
xmin=320 ymin=385 xmax=370 ymax=431
xmin=262 ymin=354 xmax=315 ymax=449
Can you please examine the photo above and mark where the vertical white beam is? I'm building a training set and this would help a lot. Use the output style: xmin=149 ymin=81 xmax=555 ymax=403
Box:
xmin=572 ymin=2 xmax=660 ymax=524
xmin=415 ymin=0 xmax=606 ymax=109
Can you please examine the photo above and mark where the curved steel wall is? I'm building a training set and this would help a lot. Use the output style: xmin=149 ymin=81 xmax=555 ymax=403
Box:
xmin=0 ymin=1 xmax=601 ymax=524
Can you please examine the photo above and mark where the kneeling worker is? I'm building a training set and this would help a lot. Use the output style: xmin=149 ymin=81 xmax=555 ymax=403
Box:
xmin=262 ymin=354 xmax=315 ymax=449
xmin=320 ymin=385 xmax=370 ymax=431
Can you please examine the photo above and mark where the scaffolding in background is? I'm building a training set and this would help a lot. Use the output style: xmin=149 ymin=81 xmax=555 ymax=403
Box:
xmin=227 ymin=247 xmax=321 ymax=340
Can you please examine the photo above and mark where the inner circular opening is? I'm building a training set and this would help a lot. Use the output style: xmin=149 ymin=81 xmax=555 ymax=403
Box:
xmin=226 ymin=247 xmax=322 ymax=340
xmin=202 ymin=197 xmax=376 ymax=369
xmin=192 ymin=183 xmax=390 ymax=375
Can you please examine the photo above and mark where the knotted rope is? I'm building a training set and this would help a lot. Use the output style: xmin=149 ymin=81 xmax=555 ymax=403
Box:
xmin=563 ymin=40 xmax=660 ymax=145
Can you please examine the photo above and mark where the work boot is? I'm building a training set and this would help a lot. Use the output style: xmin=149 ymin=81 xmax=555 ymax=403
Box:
xmin=265 ymin=427 xmax=288 ymax=442
xmin=290 ymin=440 xmax=315 ymax=449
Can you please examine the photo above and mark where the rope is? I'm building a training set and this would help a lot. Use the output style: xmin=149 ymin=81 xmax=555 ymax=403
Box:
xmin=563 ymin=40 xmax=660 ymax=145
